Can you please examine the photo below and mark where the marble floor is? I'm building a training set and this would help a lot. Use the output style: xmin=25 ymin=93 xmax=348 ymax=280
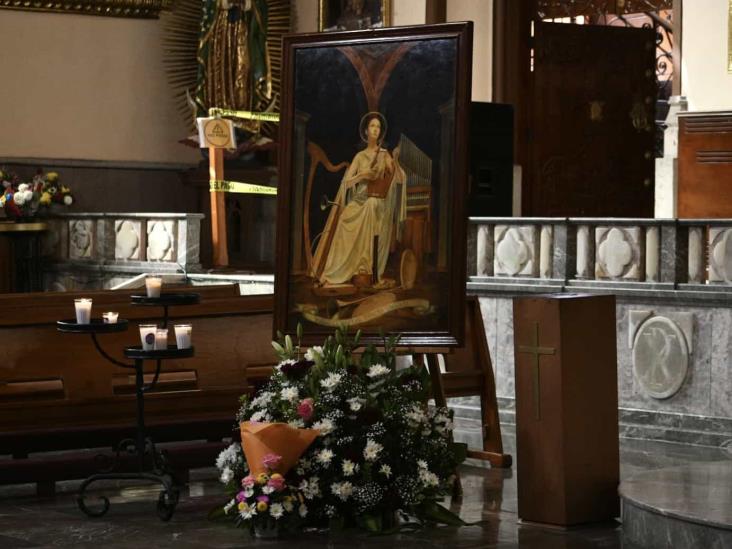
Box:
xmin=0 ymin=434 xmax=729 ymax=549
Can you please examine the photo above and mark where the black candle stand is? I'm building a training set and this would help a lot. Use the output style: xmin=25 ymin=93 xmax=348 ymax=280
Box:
xmin=56 ymin=292 xmax=199 ymax=521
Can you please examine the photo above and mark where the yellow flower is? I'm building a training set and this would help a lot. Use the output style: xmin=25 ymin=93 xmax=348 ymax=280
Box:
xmin=256 ymin=501 xmax=268 ymax=512
xmin=256 ymin=473 xmax=269 ymax=485
xmin=46 ymin=172 xmax=59 ymax=182
xmin=238 ymin=501 xmax=247 ymax=511
xmin=270 ymin=473 xmax=284 ymax=481
xmin=40 ymin=192 xmax=52 ymax=206
xmin=61 ymin=185 xmax=70 ymax=193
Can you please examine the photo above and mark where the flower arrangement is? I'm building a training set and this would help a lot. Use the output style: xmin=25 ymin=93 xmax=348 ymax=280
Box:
xmin=215 ymin=326 xmax=467 ymax=536
xmin=1 ymin=169 xmax=74 ymax=220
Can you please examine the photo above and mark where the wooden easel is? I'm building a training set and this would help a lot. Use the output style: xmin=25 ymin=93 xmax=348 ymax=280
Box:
xmin=413 ymin=296 xmax=512 ymax=469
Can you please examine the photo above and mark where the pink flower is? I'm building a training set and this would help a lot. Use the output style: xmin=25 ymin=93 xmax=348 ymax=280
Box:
xmin=236 ymin=490 xmax=247 ymax=502
xmin=256 ymin=495 xmax=270 ymax=503
xmin=267 ymin=476 xmax=286 ymax=492
xmin=262 ymin=453 xmax=282 ymax=470
xmin=297 ymin=398 xmax=315 ymax=421
xmin=241 ymin=475 xmax=255 ymax=488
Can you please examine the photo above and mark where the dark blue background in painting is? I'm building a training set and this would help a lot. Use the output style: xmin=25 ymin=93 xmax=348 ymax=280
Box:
xmin=294 ymin=38 xmax=457 ymax=252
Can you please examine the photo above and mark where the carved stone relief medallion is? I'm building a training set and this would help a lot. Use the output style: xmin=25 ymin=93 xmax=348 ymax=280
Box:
xmin=147 ymin=220 xmax=175 ymax=261
xmin=115 ymin=220 xmax=141 ymax=260
xmin=630 ymin=312 xmax=692 ymax=400
xmin=69 ymin=220 xmax=93 ymax=260
xmin=709 ymin=228 xmax=732 ymax=283
xmin=596 ymin=226 xmax=642 ymax=280
xmin=494 ymin=225 xmax=538 ymax=277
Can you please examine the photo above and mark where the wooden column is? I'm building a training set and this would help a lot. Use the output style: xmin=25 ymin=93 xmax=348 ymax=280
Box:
xmin=209 ymin=147 xmax=229 ymax=267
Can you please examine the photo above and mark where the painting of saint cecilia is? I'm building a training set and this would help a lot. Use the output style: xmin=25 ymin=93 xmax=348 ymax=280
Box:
xmin=275 ymin=25 xmax=471 ymax=344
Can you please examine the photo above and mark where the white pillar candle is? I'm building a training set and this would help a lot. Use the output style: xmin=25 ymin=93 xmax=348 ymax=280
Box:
xmin=74 ymin=298 xmax=92 ymax=324
xmin=139 ymin=324 xmax=157 ymax=351
xmin=102 ymin=312 xmax=119 ymax=324
xmin=154 ymin=328 xmax=169 ymax=351
xmin=174 ymin=324 xmax=192 ymax=349
xmin=145 ymin=276 xmax=162 ymax=298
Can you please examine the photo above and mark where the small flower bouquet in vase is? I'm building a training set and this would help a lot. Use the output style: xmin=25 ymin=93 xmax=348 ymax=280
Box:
xmin=1 ymin=169 xmax=74 ymax=221
xmin=214 ymin=325 xmax=467 ymax=537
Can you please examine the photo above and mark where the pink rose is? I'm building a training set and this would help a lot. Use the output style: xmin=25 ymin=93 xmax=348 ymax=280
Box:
xmin=262 ymin=453 xmax=282 ymax=470
xmin=297 ymin=398 xmax=315 ymax=421
xmin=267 ymin=476 xmax=286 ymax=492
xmin=241 ymin=475 xmax=255 ymax=488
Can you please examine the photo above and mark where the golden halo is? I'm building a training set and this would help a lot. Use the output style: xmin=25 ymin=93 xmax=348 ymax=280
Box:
xmin=359 ymin=111 xmax=388 ymax=144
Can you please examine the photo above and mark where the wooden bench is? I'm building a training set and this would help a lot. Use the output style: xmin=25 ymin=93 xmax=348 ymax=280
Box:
xmin=0 ymin=285 xmax=275 ymax=492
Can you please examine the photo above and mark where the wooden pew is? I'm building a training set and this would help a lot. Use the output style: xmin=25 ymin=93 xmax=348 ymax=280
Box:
xmin=0 ymin=285 xmax=275 ymax=491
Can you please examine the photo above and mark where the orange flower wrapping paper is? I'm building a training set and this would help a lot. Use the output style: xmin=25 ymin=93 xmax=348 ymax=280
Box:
xmin=240 ymin=422 xmax=320 ymax=476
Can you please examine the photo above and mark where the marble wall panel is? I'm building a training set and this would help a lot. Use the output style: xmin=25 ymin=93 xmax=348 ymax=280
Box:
xmin=711 ymin=308 xmax=732 ymax=418
xmin=494 ymin=298 xmax=515 ymax=399
xmin=617 ymin=302 xmax=711 ymax=417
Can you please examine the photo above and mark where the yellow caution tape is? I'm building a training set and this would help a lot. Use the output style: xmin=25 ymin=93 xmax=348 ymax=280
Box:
xmin=209 ymin=180 xmax=278 ymax=195
xmin=207 ymin=108 xmax=280 ymax=123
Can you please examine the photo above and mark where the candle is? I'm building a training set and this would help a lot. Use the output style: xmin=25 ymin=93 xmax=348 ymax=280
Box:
xmin=102 ymin=312 xmax=119 ymax=324
xmin=154 ymin=328 xmax=169 ymax=351
xmin=74 ymin=298 xmax=92 ymax=324
xmin=145 ymin=275 xmax=162 ymax=298
xmin=174 ymin=324 xmax=192 ymax=349
xmin=139 ymin=324 xmax=157 ymax=351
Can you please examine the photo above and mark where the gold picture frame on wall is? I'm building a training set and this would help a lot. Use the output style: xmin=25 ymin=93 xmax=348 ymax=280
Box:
xmin=0 ymin=0 xmax=171 ymax=19
xmin=319 ymin=0 xmax=391 ymax=32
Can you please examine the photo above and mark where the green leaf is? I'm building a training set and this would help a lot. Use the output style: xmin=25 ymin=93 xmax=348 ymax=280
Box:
xmin=356 ymin=512 xmax=383 ymax=533
xmin=271 ymin=341 xmax=285 ymax=356
xmin=416 ymin=501 xmax=465 ymax=526
xmin=297 ymin=323 xmax=303 ymax=341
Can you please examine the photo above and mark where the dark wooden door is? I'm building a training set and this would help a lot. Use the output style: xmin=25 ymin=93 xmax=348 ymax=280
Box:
xmin=530 ymin=22 xmax=656 ymax=217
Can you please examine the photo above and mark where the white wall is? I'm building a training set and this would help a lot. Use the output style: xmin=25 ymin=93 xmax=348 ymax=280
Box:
xmin=392 ymin=0 xmax=427 ymax=26
xmin=447 ymin=0 xmax=492 ymax=101
xmin=682 ymin=0 xmax=732 ymax=111
xmin=0 ymin=10 xmax=198 ymax=165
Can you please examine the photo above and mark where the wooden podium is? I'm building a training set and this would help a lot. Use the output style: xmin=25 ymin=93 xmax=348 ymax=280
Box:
xmin=513 ymin=294 xmax=619 ymax=527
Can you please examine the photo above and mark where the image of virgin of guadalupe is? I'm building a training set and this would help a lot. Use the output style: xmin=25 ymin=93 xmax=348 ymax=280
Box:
xmin=311 ymin=112 xmax=407 ymax=290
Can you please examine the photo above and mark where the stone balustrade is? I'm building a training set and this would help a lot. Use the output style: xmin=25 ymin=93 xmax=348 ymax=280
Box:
xmin=466 ymin=216 xmax=732 ymax=449
xmin=468 ymin=217 xmax=732 ymax=299
xmin=40 ymin=213 xmax=203 ymax=291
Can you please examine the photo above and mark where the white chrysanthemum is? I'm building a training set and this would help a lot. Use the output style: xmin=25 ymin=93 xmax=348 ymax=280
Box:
xmin=341 ymin=459 xmax=359 ymax=477
xmin=367 ymin=364 xmax=390 ymax=378
xmin=299 ymin=503 xmax=308 ymax=517
xmin=347 ymin=397 xmax=363 ymax=412
xmin=300 ymin=477 xmax=321 ymax=499
xmin=288 ymin=419 xmax=305 ymax=429
xmin=331 ymin=481 xmax=354 ymax=501
xmin=304 ymin=346 xmax=323 ymax=361
xmin=320 ymin=372 xmax=343 ymax=391
xmin=17 ymin=183 xmax=29 ymax=192
xmin=270 ymin=503 xmax=285 ymax=519
xmin=215 ymin=443 xmax=241 ymax=471
xmin=316 ymin=448 xmax=335 ymax=465
xmin=240 ymin=507 xmax=256 ymax=520
xmin=63 ymin=194 xmax=73 ymax=206
xmin=312 ymin=418 xmax=334 ymax=436
xmin=251 ymin=391 xmax=274 ymax=408
xmin=406 ymin=404 xmax=427 ymax=425
xmin=219 ymin=467 xmax=233 ymax=484
xmin=223 ymin=498 xmax=236 ymax=514
xmin=13 ymin=192 xmax=26 ymax=206
xmin=419 ymin=469 xmax=440 ymax=488
xmin=363 ymin=439 xmax=383 ymax=461
xmin=276 ymin=358 xmax=296 ymax=372
xmin=249 ymin=410 xmax=268 ymax=422
xmin=283 ymin=499 xmax=294 ymax=512
xmin=417 ymin=459 xmax=428 ymax=470
xmin=379 ymin=464 xmax=392 ymax=478
xmin=280 ymin=386 xmax=299 ymax=402
xmin=262 ymin=485 xmax=275 ymax=495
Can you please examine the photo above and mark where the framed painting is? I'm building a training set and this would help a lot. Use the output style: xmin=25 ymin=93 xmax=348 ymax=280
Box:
xmin=0 ymin=0 xmax=170 ymax=18
xmin=319 ymin=0 xmax=391 ymax=32
xmin=275 ymin=22 xmax=473 ymax=347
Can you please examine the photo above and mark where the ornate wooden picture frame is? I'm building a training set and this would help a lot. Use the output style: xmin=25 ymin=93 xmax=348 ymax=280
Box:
xmin=275 ymin=23 xmax=473 ymax=347
xmin=0 ymin=0 xmax=171 ymax=19
xmin=319 ymin=0 xmax=391 ymax=32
